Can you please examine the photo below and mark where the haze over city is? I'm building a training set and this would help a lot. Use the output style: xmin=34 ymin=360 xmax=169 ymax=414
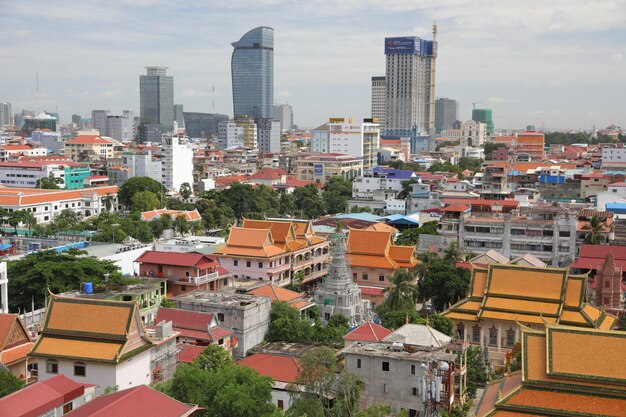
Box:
xmin=1 ymin=0 xmax=625 ymax=129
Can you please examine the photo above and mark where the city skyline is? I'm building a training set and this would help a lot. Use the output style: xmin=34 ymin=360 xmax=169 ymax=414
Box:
xmin=1 ymin=0 xmax=625 ymax=130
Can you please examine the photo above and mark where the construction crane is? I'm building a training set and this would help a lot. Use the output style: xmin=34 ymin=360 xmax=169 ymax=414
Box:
xmin=472 ymin=101 xmax=484 ymax=110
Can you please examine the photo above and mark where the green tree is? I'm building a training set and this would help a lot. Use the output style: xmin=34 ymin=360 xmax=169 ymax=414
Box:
xmin=288 ymin=346 xmax=361 ymax=417
xmin=293 ymin=184 xmax=325 ymax=219
xmin=131 ymin=190 xmax=160 ymax=212
xmin=350 ymin=205 xmax=372 ymax=213
xmin=583 ymin=214 xmax=606 ymax=244
xmin=395 ymin=221 xmax=438 ymax=246
xmin=160 ymin=298 xmax=176 ymax=308
xmin=457 ymin=157 xmax=483 ymax=172
xmin=165 ymin=364 xmax=278 ymax=417
xmin=21 ymin=210 xmax=36 ymax=233
xmin=193 ymin=345 xmax=233 ymax=371
xmin=428 ymin=314 xmax=454 ymax=337
xmin=221 ymin=182 xmax=256 ymax=219
xmin=251 ymin=185 xmax=281 ymax=218
xmin=7 ymin=210 xmax=24 ymax=234
xmin=377 ymin=269 xmax=419 ymax=314
xmin=173 ymin=215 xmax=190 ymax=237
xmin=279 ymin=192 xmax=295 ymax=216
xmin=118 ymin=177 xmax=164 ymax=208
xmin=418 ymin=258 xmax=470 ymax=311
xmin=179 ymin=182 xmax=193 ymax=201
xmin=443 ymin=242 xmax=462 ymax=263
xmin=323 ymin=177 xmax=352 ymax=214
xmin=35 ymin=174 xmax=63 ymax=189
xmin=267 ymin=302 xmax=313 ymax=343
xmin=0 ymin=368 xmax=25 ymax=398
xmin=466 ymin=346 xmax=488 ymax=398
xmin=398 ymin=179 xmax=418 ymax=199
xmin=378 ymin=310 xmax=424 ymax=330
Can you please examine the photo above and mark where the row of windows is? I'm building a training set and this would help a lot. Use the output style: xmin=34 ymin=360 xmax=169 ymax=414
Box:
xmin=353 ymin=272 xmax=385 ymax=282
xmin=46 ymin=359 xmax=86 ymax=377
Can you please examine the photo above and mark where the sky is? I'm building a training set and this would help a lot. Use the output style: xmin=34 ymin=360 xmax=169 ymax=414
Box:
xmin=1 ymin=0 xmax=625 ymax=130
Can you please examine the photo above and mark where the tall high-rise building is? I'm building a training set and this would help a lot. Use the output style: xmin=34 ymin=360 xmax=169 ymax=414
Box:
xmin=273 ymin=104 xmax=293 ymax=132
xmin=106 ymin=111 xmax=134 ymax=141
xmin=183 ymin=112 xmax=229 ymax=138
xmin=161 ymin=133 xmax=193 ymax=191
xmin=217 ymin=118 xmax=257 ymax=149
xmin=370 ymin=76 xmax=386 ymax=130
xmin=384 ymin=24 xmax=437 ymax=153
xmin=231 ymin=27 xmax=274 ymax=121
xmin=140 ymin=67 xmax=174 ymax=142
xmin=0 ymin=102 xmax=12 ymax=127
xmin=71 ymin=114 xmax=83 ymax=129
xmin=174 ymin=104 xmax=185 ymax=129
xmin=472 ymin=108 xmax=494 ymax=134
xmin=91 ymin=110 xmax=110 ymax=135
xmin=258 ymin=119 xmax=281 ymax=153
xmin=435 ymin=98 xmax=459 ymax=134
xmin=328 ymin=117 xmax=380 ymax=171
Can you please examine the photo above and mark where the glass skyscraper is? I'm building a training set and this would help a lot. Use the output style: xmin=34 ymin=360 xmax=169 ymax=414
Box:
xmin=231 ymin=27 xmax=274 ymax=120
xmin=140 ymin=66 xmax=174 ymax=130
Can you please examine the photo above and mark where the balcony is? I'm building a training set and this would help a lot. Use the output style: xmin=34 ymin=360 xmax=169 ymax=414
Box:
xmin=171 ymin=271 xmax=219 ymax=285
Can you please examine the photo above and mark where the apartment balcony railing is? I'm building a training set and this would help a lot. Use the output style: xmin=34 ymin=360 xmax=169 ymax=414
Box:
xmin=171 ymin=271 xmax=219 ymax=285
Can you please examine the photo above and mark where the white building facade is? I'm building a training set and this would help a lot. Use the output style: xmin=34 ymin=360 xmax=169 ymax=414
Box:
xmin=328 ymin=119 xmax=380 ymax=170
xmin=258 ymin=119 xmax=281 ymax=153
xmin=161 ymin=134 xmax=193 ymax=191
xmin=371 ymin=76 xmax=386 ymax=131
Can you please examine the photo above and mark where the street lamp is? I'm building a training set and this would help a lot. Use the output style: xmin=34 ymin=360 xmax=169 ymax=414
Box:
xmin=111 ymin=223 xmax=120 ymax=244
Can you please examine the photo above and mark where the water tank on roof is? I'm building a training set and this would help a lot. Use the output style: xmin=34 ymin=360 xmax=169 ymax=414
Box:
xmin=84 ymin=282 xmax=93 ymax=294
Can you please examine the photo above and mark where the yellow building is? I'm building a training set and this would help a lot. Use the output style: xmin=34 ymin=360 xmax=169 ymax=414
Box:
xmin=443 ymin=263 xmax=617 ymax=364
xmin=64 ymin=135 xmax=114 ymax=162
xmin=296 ymin=153 xmax=363 ymax=184
xmin=484 ymin=323 xmax=626 ymax=416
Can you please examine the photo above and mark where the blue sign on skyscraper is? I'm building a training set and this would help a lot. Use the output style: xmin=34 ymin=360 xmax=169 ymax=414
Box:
xmin=385 ymin=37 xmax=419 ymax=54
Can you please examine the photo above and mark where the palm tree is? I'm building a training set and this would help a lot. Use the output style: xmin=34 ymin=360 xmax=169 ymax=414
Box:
xmin=413 ymin=251 xmax=438 ymax=280
xmin=443 ymin=242 xmax=461 ymax=263
xmin=583 ymin=214 xmax=605 ymax=245
xmin=21 ymin=210 xmax=36 ymax=235
xmin=381 ymin=268 xmax=419 ymax=312
xmin=102 ymin=194 xmax=115 ymax=212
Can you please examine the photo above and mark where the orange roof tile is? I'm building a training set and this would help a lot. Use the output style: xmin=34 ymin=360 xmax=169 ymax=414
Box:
xmin=347 ymin=229 xmax=392 ymax=255
xmin=242 ymin=219 xmax=295 ymax=244
xmin=33 ymin=337 xmax=123 ymax=361
xmin=238 ymin=353 xmax=302 ymax=383
xmin=563 ymin=277 xmax=584 ymax=307
xmin=347 ymin=253 xmax=397 ymax=270
xmin=486 ymin=265 xmax=566 ymax=301
xmin=65 ymin=135 xmax=113 ymax=145
xmin=480 ymin=311 xmax=557 ymax=324
xmin=482 ymin=298 xmax=561 ymax=316
xmin=248 ymin=284 xmax=303 ymax=303
xmin=141 ymin=209 xmax=202 ymax=222
xmin=45 ymin=297 xmax=133 ymax=337
xmin=0 ymin=342 xmax=33 ymax=365
xmin=290 ymin=300 xmax=316 ymax=310
xmin=343 ymin=322 xmax=392 ymax=342
xmin=505 ymin=388 xmax=626 ymax=416
xmin=218 ymin=227 xmax=287 ymax=258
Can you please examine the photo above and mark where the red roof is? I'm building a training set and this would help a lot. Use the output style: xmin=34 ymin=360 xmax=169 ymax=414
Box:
xmin=441 ymin=204 xmax=470 ymax=213
xmin=135 ymin=250 xmax=218 ymax=270
xmin=250 ymin=168 xmax=287 ymax=180
xmin=156 ymin=308 xmax=214 ymax=331
xmin=177 ymin=344 xmax=204 ymax=363
xmin=238 ymin=353 xmax=302 ymax=383
xmin=343 ymin=321 xmax=392 ymax=342
xmin=571 ymin=245 xmax=626 ymax=270
xmin=64 ymin=385 xmax=196 ymax=417
xmin=0 ymin=375 xmax=87 ymax=417
xmin=470 ymin=200 xmax=519 ymax=208
xmin=359 ymin=286 xmax=385 ymax=296
xmin=609 ymin=182 xmax=626 ymax=187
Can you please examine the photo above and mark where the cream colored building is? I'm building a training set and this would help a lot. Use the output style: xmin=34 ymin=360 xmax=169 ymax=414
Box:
xmin=65 ymin=135 xmax=114 ymax=162
xmin=296 ymin=153 xmax=363 ymax=184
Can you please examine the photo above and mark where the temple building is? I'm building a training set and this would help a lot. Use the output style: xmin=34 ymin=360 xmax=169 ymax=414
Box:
xmin=485 ymin=323 xmax=626 ymax=416
xmin=590 ymin=251 xmax=625 ymax=316
xmin=443 ymin=263 xmax=617 ymax=364
xmin=217 ymin=219 xmax=330 ymax=287
xmin=315 ymin=235 xmax=370 ymax=326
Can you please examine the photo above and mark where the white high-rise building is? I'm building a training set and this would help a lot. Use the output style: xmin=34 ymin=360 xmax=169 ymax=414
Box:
xmin=311 ymin=123 xmax=330 ymax=153
xmin=328 ymin=118 xmax=380 ymax=170
xmin=384 ymin=26 xmax=437 ymax=153
xmin=371 ymin=76 xmax=386 ymax=131
xmin=106 ymin=110 xmax=135 ymax=141
xmin=161 ymin=133 xmax=193 ymax=191
xmin=273 ymin=104 xmax=293 ymax=132
xmin=91 ymin=110 xmax=110 ymax=136
xmin=123 ymin=149 xmax=162 ymax=183
xmin=0 ymin=262 xmax=7 ymax=314
xmin=218 ymin=121 xmax=244 ymax=149
xmin=0 ymin=102 xmax=12 ymax=127
xmin=258 ymin=119 xmax=281 ymax=153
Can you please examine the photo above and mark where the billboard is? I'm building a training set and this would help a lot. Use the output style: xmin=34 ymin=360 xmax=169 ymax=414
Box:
xmin=314 ymin=164 xmax=323 ymax=176
xmin=385 ymin=37 xmax=419 ymax=54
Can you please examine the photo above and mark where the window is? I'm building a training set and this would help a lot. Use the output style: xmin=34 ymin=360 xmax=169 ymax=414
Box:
xmin=382 ymin=361 xmax=390 ymax=372
xmin=46 ymin=359 xmax=58 ymax=374
xmin=258 ymin=262 xmax=263 ymax=268
xmin=277 ymin=400 xmax=284 ymax=410
xmin=181 ymin=285 xmax=187 ymax=291
xmin=218 ymin=313 xmax=225 ymax=322
xmin=489 ymin=326 xmax=498 ymax=346
xmin=378 ymin=275 xmax=385 ymax=282
xmin=246 ymin=261 xmax=251 ymax=267
xmin=357 ymin=358 xmax=361 ymax=369
xmin=63 ymin=402 xmax=73 ymax=414
xmin=362 ymin=273 xmax=368 ymax=280
xmin=218 ymin=338 xmax=224 ymax=345
xmin=185 ymin=271 xmax=190 ymax=277
xmin=74 ymin=362 xmax=86 ymax=377
xmin=457 ymin=323 xmax=465 ymax=340
xmin=506 ymin=328 xmax=515 ymax=347
xmin=412 ymin=387 xmax=418 ymax=396
xmin=605 ymin=280 xmax=610 ymax=288
xmin=353 ymin=273 xmax=357 ymax=280
xmin=472 ymin=325 xmax=481 ymax=343
xmin=233 ymin=260 xmax=238 ymax=266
